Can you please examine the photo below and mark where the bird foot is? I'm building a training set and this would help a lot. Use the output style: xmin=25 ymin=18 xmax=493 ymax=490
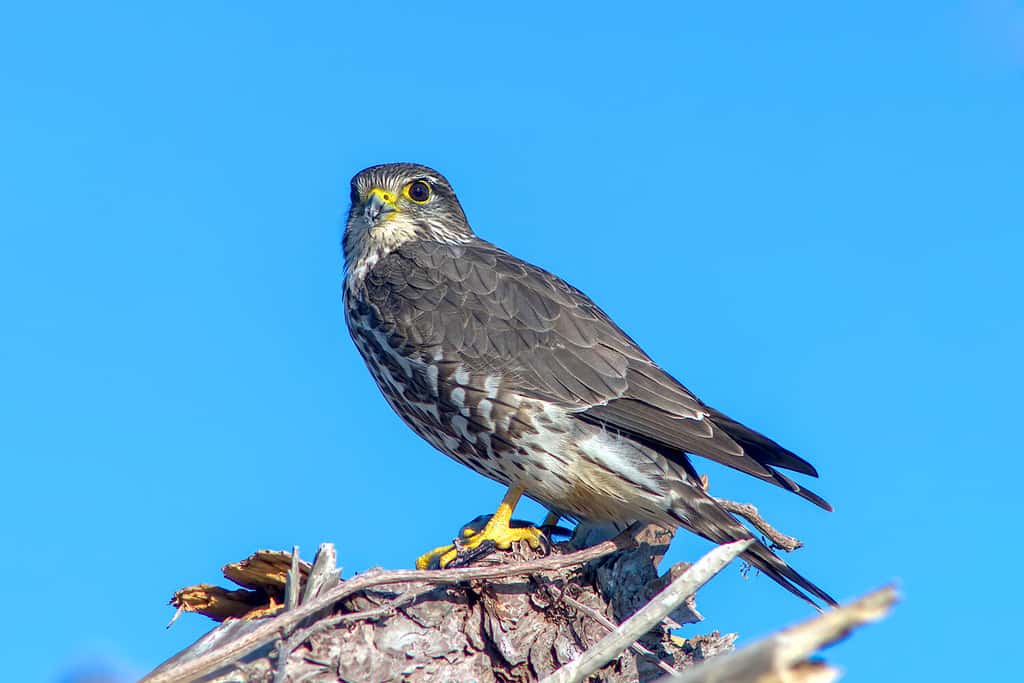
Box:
xmin=415 ymin=514 xmax=547 ymax=570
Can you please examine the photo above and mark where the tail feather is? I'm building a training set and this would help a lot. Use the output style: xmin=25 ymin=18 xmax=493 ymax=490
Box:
xmin=669 ymin=487 xmax=837 ymax=609
xmin=738 ymin=538 xmax=837 ymax=609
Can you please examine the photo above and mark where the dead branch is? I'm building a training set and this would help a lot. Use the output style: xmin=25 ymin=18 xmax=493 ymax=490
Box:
xmin=143 ymin=524 xmax=660 ymax=683
xmin=662 ymin=586 xmax=899 ymax=683
xmin=143 ymin=497 xmax=889 ymax=683
xmin=540 ymin=540 xmax=753 ymax=683
xmin=713 ymin=498 xmax=804 ymax=552
xmin=559 ymin=594 xmax=678 ymax=677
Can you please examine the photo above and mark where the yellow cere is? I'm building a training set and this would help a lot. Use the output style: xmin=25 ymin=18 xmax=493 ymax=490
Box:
xmin=368 ymin=187 xmax=398 ymax=206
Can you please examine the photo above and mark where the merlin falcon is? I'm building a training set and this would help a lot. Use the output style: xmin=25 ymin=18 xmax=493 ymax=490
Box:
xmin=342 ymin=162 xmax=836 ymax=608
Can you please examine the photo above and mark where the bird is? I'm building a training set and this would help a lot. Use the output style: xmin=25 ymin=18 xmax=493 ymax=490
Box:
xmin=342 ymin=162 xmax=836 ymax=608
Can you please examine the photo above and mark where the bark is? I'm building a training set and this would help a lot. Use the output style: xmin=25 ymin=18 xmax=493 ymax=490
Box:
xmin=143 ymin=515 xmax=893 ymax=682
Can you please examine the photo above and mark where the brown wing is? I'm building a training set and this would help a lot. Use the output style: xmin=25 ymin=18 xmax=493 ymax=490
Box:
xmin=363 ymin=239 xmax=829 ymax=510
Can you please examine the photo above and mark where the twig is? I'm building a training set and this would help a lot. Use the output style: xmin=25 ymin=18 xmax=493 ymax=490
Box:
xmin=164 ymin=603 xmax=185 ymax=630
xmin=561 ymin=594 xmax=679 ymax=678
xmin=539 ymin=539 xmax=753 ymax=683
xmin=284 ymin=545 xmax=301 ymax=611
xmin=270 ymin=638 xmax=292 ymax=683
xmin=282 ymin=583 xmax=438 ymax=658
xmin=713 ymin=498 xmax=803 ymax=552
xmin=140 ymin=523 xmax=644 ymax=683
xmin=301 ymin=543 xmax=341 ymax=603
xmin=271 ymin=547 xmax=303 ymax=683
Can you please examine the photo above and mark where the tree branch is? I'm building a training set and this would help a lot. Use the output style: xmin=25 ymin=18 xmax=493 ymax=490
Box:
xmin=662 ymin=586 xmax=899 ymax=683
xmin=539 ymin=540 xmax=753 ymax=683
xmin=142 ymin=524 xmax=645 ymax=683
xmin=144 ymin=502 xmax=889 ymax=682
xmin=713 ymin=498 xmax=804 ymax=552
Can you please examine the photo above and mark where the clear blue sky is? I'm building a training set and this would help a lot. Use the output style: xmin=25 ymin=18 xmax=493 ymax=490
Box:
xmin=1 ymin=2 xmax=1020 ymax=681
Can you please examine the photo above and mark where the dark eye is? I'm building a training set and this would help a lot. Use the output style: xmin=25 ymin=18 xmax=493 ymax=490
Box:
xmin=350 ymin=183 xmax=360 ymax=205
xmin=407 ymin=180 xmax=431 ymax=203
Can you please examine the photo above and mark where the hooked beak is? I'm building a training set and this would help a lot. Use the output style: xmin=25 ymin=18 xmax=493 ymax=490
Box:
xmin=364 ymin=188 xmax=397 ymax=226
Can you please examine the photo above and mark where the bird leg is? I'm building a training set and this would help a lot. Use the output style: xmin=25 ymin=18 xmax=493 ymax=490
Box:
xmin=538 ymin=510 xmax=576 ymax=540
xmin=541 ymin=510 xmax=561 ymax=527
xmin=415 ymin=486 xmax=546 ymax=569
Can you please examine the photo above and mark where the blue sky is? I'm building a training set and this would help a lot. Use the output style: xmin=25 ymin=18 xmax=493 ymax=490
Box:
xmin=1 ymin=2 xmax=1021 ymax=680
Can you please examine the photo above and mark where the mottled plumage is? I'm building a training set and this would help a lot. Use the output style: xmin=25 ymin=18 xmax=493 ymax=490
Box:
xmin=343 ymin=162 xmax=835 ymax=608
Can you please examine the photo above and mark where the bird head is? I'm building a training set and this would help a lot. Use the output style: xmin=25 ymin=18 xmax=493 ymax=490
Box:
xmin=344 ymin=163 xmax=473 ymax=276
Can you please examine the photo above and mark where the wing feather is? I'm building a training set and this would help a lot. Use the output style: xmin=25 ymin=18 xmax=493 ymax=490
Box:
xmin=367 ymin=239 xmax=829 ymax=509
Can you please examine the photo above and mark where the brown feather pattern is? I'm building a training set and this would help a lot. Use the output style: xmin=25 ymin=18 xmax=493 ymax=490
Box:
xmin=343 ymin=162 xmax=835 ymax=608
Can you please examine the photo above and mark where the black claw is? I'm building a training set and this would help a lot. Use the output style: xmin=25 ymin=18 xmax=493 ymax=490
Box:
xmin=537 ymin=532 xmax=552 ymax=555
xmin=448 ymin=539 xmax=498 ymax=568
xmin=539 ymin=524 xmax=573 ymax=539
xmin=444 ymin=515 xmax=556 ymax=569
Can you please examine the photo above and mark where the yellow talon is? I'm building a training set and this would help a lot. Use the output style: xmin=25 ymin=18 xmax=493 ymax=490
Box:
xmin=416 ymin=542 xmax=460 ymax=570
xmin=415 ymin=487 xmax=545 ymax=570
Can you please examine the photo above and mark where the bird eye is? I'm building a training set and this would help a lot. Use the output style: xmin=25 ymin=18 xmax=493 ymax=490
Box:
xmin=406 ymin=180 xmax=431 ymax=203
xmin=350 ymin=183 xmax=360 ymax=205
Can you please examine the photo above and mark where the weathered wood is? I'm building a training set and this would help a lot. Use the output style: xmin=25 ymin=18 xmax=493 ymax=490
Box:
xmin=144 ymin=525 xmax=740 ymax=683
xmin=662 ymin=586 xmax=898 ymax=683
xmin=712 ymin=499 xmax=804 ymax=552
xmin=283 ymin=546 xmax=300 ymax=612
xmin=301 ymin=543 xmax=340 ymax=604
xmin=540 ymin=540 xmax=753 ymax=683
xmin=143 ymin=498 xmax=892 ymax=682
xmin=559 ymin=593 xmax=679 ymax=677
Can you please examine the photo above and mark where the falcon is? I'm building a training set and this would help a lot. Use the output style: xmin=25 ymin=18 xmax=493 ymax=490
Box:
xmin=342 ymin=162 xmax=836 ymax=608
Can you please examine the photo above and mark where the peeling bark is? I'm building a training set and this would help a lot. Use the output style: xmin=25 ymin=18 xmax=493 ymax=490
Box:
xmin=144 ymin=515 xmax=894 ymax=683
xmin=146 ymin=526 xmax=735 ymax=682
